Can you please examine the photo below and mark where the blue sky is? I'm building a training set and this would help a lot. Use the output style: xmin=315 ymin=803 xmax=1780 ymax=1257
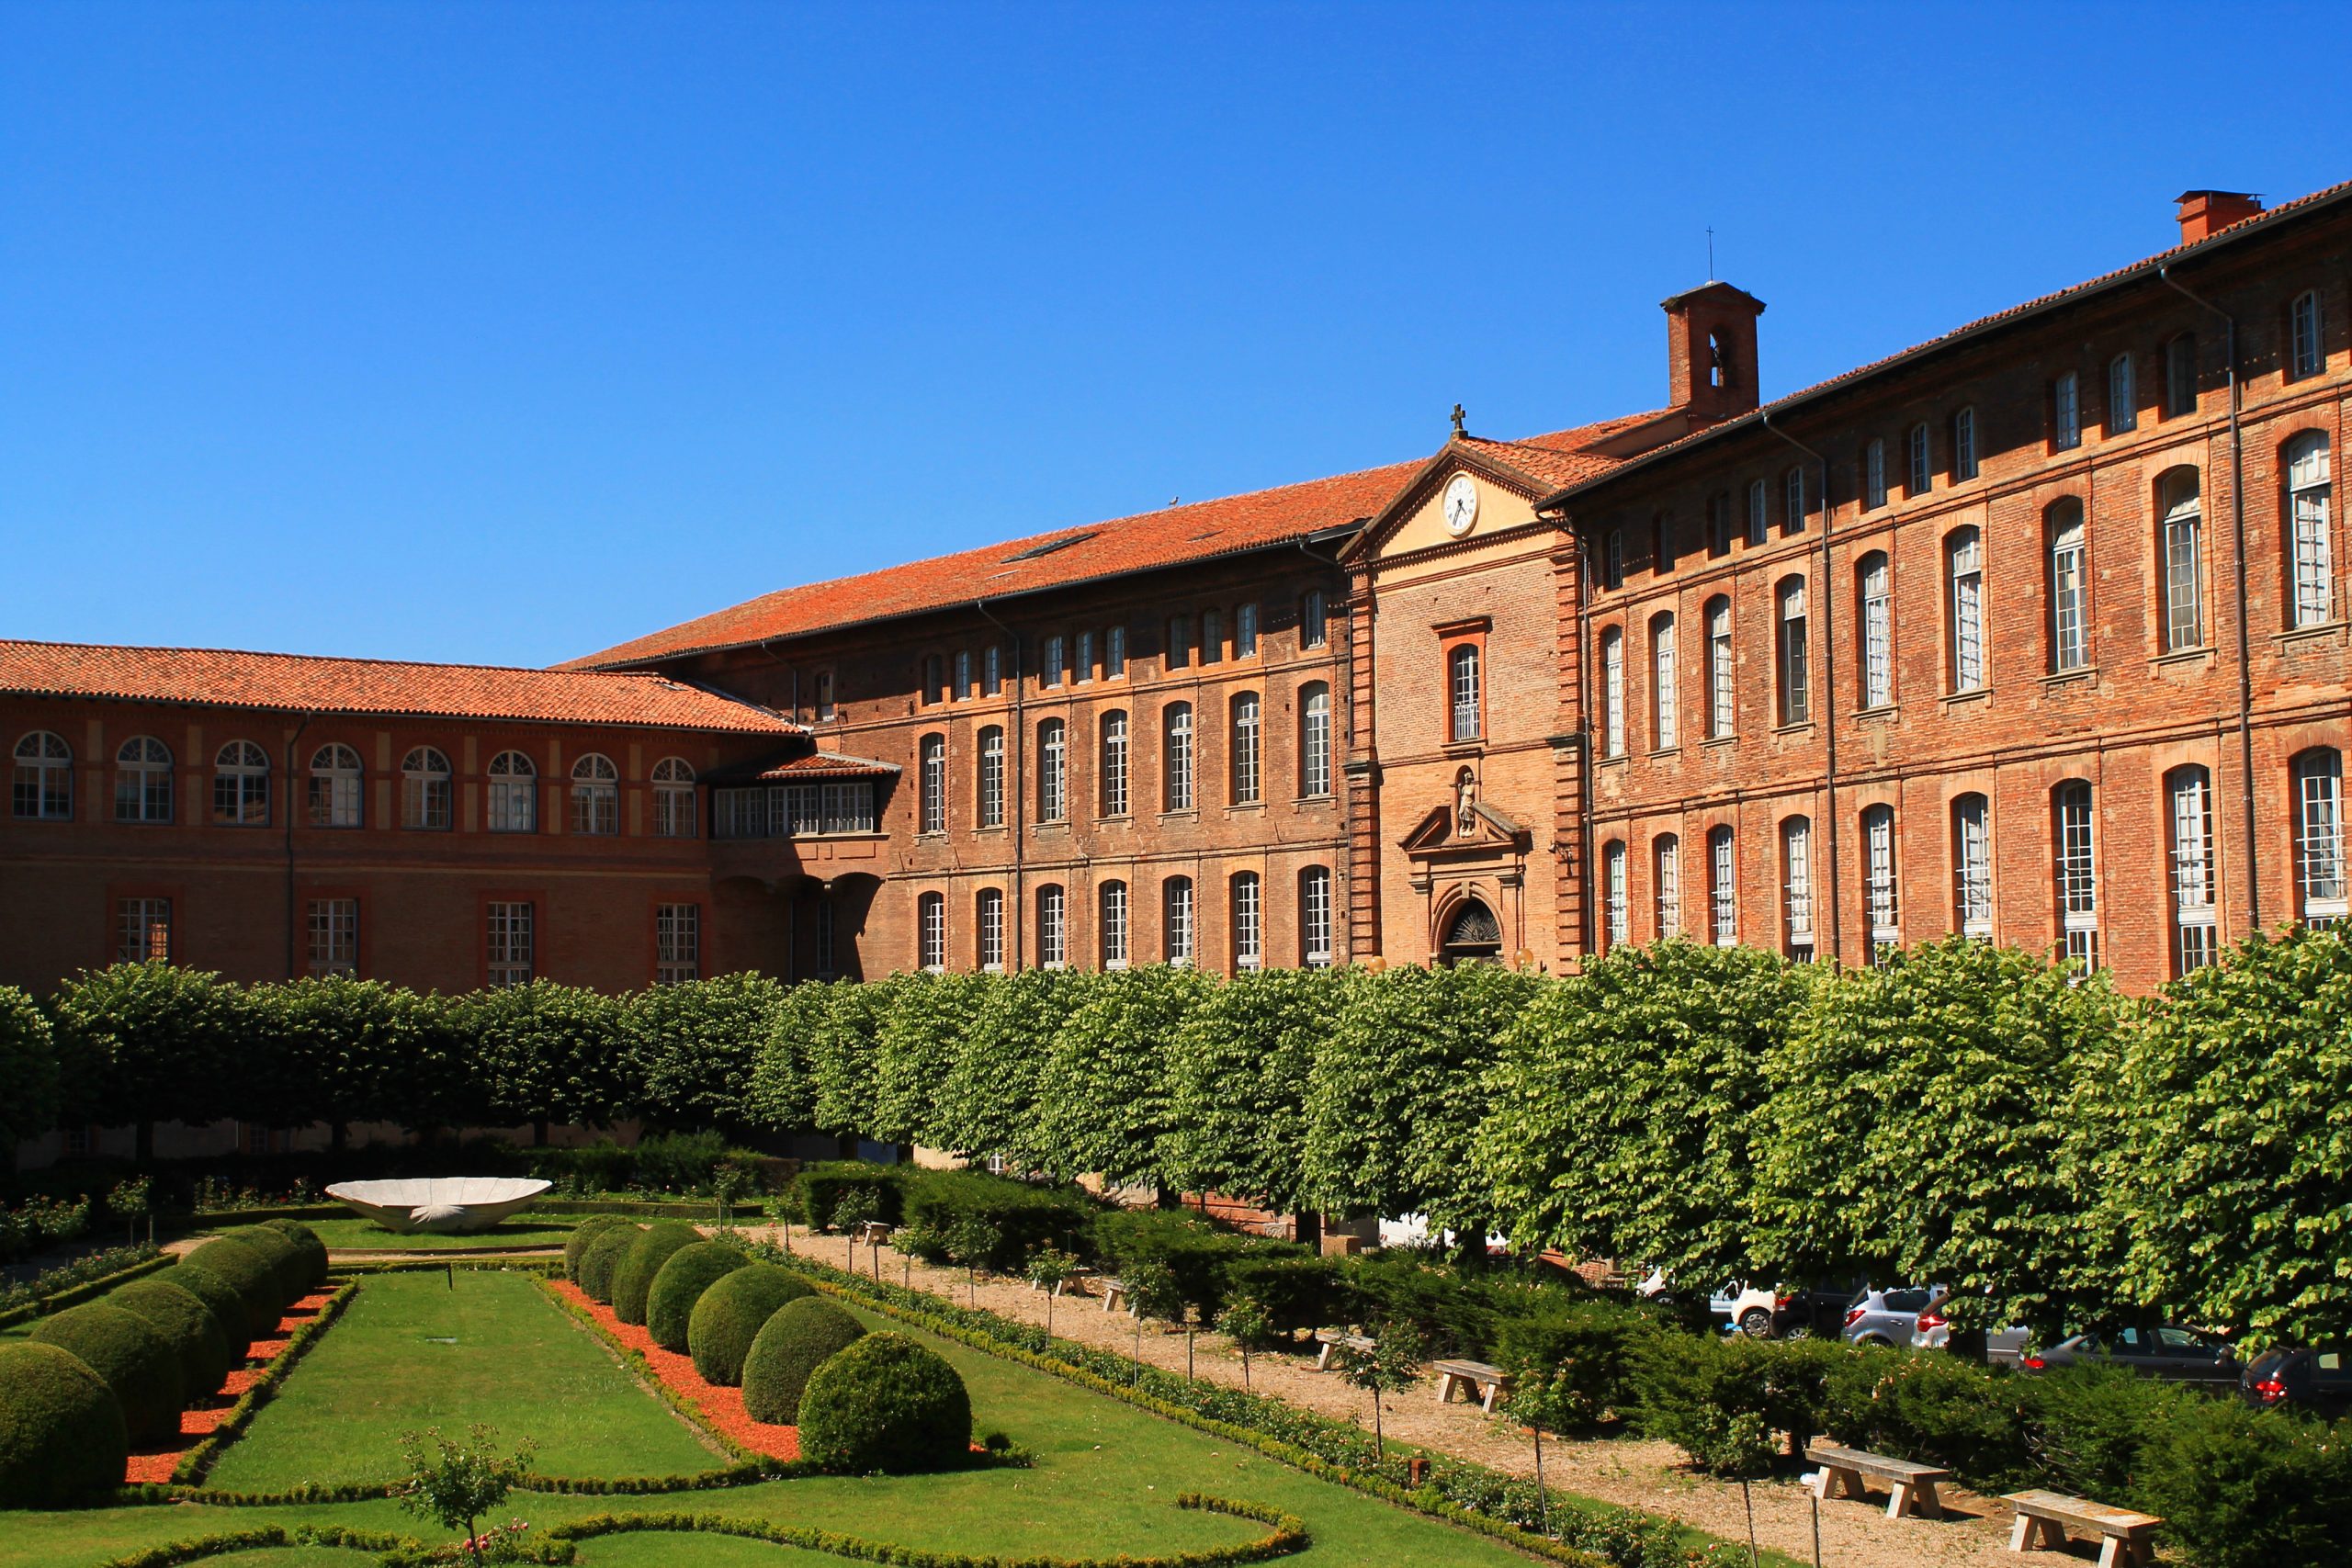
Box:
xmin=4 ymin=2 xmax=2346 ymax=669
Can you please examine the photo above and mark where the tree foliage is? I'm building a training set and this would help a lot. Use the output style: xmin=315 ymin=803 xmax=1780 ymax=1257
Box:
xmin=1161 ymin=966 xmax=1336 ymax=1212
xmin=0 ymin=986 xmax=60 ymax=1161
xmin=628 ymin=973 xmax=786 ymax=1135
xmin=455 ymin=980 xmax=627 ymax=1134
xmin=805 ymin=974 xmax=902 ymax=1137
xmin=1035 ymin=964 xmax=1211 ymax=1189
xmin=932 ymin=967 xmax=1090 ymax=1166
xmin=49 ymin=964 xmax=243 ymax=1151
xmin=870 ymin=970 xmax=987 ymax=1147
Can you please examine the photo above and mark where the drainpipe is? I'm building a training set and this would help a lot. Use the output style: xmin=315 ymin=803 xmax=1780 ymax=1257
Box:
xmin=2158 ymin=265 xmax=2259 ymax=933
xmin=282 ymin=714 xmax=315 ymax=981
xmin=974 ymin=600 xmax=1025 ymax=971
xmin=1759 ymin=410 xmax=1844 ymax=964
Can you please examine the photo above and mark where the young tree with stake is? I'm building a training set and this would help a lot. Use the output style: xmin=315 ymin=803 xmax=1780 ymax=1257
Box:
xmin=944 ymin=1215 xmax=1002 ymax=1308
xmin=830 ymin=1188 xmax=878 ymax=1273
xmin=1333 ymin=1320 xmax=1425 ymax=1465
xmin=1216 ymin=1292 xmax=1279 ymax=1391
xmin=1023 ymin=1244 xmax=1080 ymax=1338
xmin=1123 ymin=1256 xmax=1182 ymax=1386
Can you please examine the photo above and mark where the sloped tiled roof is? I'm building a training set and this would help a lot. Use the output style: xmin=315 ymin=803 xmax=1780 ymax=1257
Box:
xmin=566 ymin=412 xmax=1659 ymax=671
xmin=752 ymin=751 xmax=900 ymax=779
xmin=0 ymin=641 xmax=798 ymax=734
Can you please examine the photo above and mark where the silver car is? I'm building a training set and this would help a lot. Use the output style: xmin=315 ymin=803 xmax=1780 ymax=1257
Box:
xmin=1843 ymin=1284 xmax=1944 ymax=1347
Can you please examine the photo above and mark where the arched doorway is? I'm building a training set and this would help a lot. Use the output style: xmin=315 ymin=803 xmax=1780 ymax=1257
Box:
xmin=1439 ymin=898 xmax=1504 ymax=965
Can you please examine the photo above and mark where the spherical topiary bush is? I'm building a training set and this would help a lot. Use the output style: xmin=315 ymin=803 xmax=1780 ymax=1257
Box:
xmin=795 ymin=1331 xmax=970 ymax=1473
xmin=259 ymin=1219 xmax=330 ymax=1292
xmin=178 ymin=1235 xmax=285 ymax=1340
xmin=107 ymin=1279 xmax=233 ymax=1400
xmin=688 ymin=1265 xmax=815 ymax=1386
xmin=150 ymin=1263 xmax=250 ymax=1357
xmin=741 ymin=1295 xmax=867 ymax=1425
xmin=0 ymin=1341 xmax=129 ymax=1507
xmin=610 ymin=1223 xmax=701 ymax=1326
xmin=645 ymin=1241 xmax=748 ymax=1352
xmin=565 ymin=1215 xmax=630 ymax=1281
xmin=26 ymin=1303 xmax=187 ymax=1445
xmin=222 ymin=1224 xmax=307 ymax=1304
xmin=576 ymin=1225 xmax=642 ymax=1304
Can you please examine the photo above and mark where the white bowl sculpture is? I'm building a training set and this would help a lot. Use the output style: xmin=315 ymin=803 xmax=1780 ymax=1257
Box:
xmin=326 ymin=1177 xmax=552 ymax=1235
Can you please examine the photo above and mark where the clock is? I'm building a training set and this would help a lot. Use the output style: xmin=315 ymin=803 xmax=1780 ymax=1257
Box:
xmin=1442 ymin=474 xmax=1478 ymax=536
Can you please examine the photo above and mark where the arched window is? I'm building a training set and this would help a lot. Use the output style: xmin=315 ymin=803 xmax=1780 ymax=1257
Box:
xmin=1707 ymin=824 xmax=1736 ymax=946
xmin=2165 ymin=333 xmax=2199 ymax=418
xmin=1951 ymin=406 xmax=1978 ymax=481
xmin=1298 ymin=683 xmax=1331 ymax=798
xmin=918 ymin=892 xmax=946 ymax=971
xmin=570 ymin=753 xmax=618 ymax=836
xmin=1230 ymin=873 xmax=1262 ymax=970
xmin=1449 ymin=643 xmax=1482 ymax=741
xmin=1601 ymin=840 xmax=1628 ymax=950
xmin=2107 ymin=353 xmax=2137 ymax=435
xmin=1781 ymin=816 xmax=1815 ymax=961
xmin=1705 ymin=597 xmax=1734 ymax=739
xmin=1036 ymin=884 xmax=1068 ymax=968
xmin=213 ymin=740 xmax=271 ymax=826
xmin=1654 ymin=833 xmax=1681 ymax=938
xmin=401 ymin=747 xmax=451 ymax=830
xmin=1863 ymin=437 xmax=1887 ymax=510
xmin=919 ymin=734 xmax=946 ymax=833
xmin=1600 ymin=525 xmax=1624 ymax=590
xmin=114 ymin=736 xmax=173 ymax=824
xmin=1441 ymin=898 xmax=1503 ymax=964
xmin=2159 ymin=468 xmax=2205 ymax=651
xmin=2047 ymin=501 xmax=2089 ymax=672
xmin=1099 ymin=880 xmax=1130 ymax=967
xmin=2294 ymin=749 xmax=2346 ymax=928
xmin=978 ymin=726 xmax=1006 ymax=828
xmin=1299 ymin=865 xmax=1333 ymax=967
xmin=2287 ymin=433 xmax=2335 ymax=628
xmin=1947 ymin=526 xmax=1985 ymax=692
xmin=2165 ymin=765 xmax=2219 ymax=973
xmin=1037 ymin=719 xmax=1068 ymax=822
xmin=486 ymin=750 xmax=537 ymax=833
xmin=306 ymin=743 xmax=364 ymax=829
xmin=650 ymin=757 xmax=696 ymax=839
xmin=1951 ymin=793 xmax=1994 ymax=939
xmin=977 ymin=887 xmax=1005 ymax=971
xmin=2053 ymin=780 xmax=2100 ymax=973
xmin=1599 ymin=626 xmax=1626 ymax=754
xmin=2290 ymin=289 xmax=2324 ymax=380
xmin=1906 ymin=422 xmax=1933 ymax=496
xmin=1100 ymin=710 xmax=1130 ymax=817
xmin=1163 ymin=876 xmax=1194 ymax=965
xmin=13 ymin=731 xmax=72 ymax=821
xmin=1161 ymin=703 xmax=1193 ymax=812
xmin=1775 ymin=579 xmax=1809 ymax=725
xmin=1230 ymin=693 xmax=1261 ymax=805
xmin=1862 ymin=804 xmax=1899 ymax=964
xmin=1650 ymin=614 xmax=1678 ymax=750
xmin=1857 ymin=553 xmax=1894 ymax=709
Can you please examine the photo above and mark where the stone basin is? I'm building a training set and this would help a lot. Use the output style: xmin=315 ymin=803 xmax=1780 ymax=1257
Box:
xmin=325 ymin=1177 xmax=552 ymax=1235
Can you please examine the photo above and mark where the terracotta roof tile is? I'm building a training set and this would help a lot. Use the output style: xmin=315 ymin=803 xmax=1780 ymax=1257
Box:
xmin=0 ymin=641 xmax=797 ymax=734
xmin=751 ymin=751 xmax=900 ymax=780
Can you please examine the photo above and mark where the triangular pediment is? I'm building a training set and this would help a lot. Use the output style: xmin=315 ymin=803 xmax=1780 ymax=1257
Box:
xmin=1399 ymin=799 xmax=1532 ymax=857
xmin=1341 ymin=441 xmax=1555 ymax=565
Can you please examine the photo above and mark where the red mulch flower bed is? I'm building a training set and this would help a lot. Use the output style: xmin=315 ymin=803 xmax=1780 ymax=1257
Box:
xmin=123 ymin=1292 xmax=335 ymax=1484
xmin=548 ymin=1280 xmax=800 ymax=1462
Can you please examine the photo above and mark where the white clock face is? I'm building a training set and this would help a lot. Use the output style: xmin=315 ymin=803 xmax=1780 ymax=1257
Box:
xmin=1442 ymin=474 xmax=1478 ymax=536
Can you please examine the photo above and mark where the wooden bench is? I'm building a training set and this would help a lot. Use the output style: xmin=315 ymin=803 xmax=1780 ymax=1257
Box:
xmin=1313 ymin=1328 xmax=1374 ymax=1370
xmin=1803 ymin=1442 xmax=1951 ymax=1520
xmin=2005 ymin=1490 xmax=2163 ymax=1567
xmin=857 ymin=1221 xmax=894 ymax=1246
xmin=1431 ymin=1358 xmax=1510 ymax=1414
xmin=1030 ymin=1265 xmax=1096 ymax=1298
xmin=1097 ymin=1276 xmax=1134 ymax=1315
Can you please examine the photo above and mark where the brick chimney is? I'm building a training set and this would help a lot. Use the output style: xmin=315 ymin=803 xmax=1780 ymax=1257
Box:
xmin=2175 ymin=190 xmax=2263 ymax=244
xmin=1663 ymin=282 xmax=1765 ymax=423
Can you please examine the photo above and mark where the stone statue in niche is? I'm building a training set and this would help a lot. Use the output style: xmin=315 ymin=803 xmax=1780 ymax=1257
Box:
xmin=1453 ymin=770 xmax=1478 ymax=837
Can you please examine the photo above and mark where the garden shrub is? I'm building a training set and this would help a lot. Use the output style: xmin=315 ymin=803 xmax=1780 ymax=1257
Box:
xmin=1344 ymin=1251 xmax=1503 ymax=1359
xmin=177 ymin=1235 xmax=286 ymax=1339
xmin=628 ymin=1130 xmax=765 ymax=1196
xmin=2018 ymin=1363 xmax=2197 ymax=1503
xmin=0 ymin=986 xmax=60 ymax=1171
xmin=900 ymin=1170 xmax=1096 ymax=1270
xmin=564 ymin=1213 xmax=630 ymax=1280
xmin=0 ymin=1340 xmax=129 ymax=1508
xmin=1491 ymin=1298 xmax=1658 ymax=1432
xmin=1092 ymin=1209 xmax=1275 ymax=1319
xmin=576 ymin=1224 xmax=642 ymax=1304
xmin=1815 ymin=1345 xmax=2030 ymax=1487
xmin=795 ymin=1330 xmax=971 ymax=1473
xmin=791 ymin=1162 xmax=903 ymax=1229
xmin=687 ymin=1264 xmax=814 ymax=1386
xmin=2134 ymin=1396 xmax=2352 ymax=1568
xmin=610 ymin=1222 xmax=702 ymax=1325
xmin=1222 ymin=1255 xmax=1349 ymax=1337
xmin=220 ymin=1223 xmax=308 ymax=1304
xmin=645 ymin=1240 xmax=748 ymax=1352
xmin=259 ymin=1218 xmax=329 ymax=1292
xmin=1631 ymin=1332 xmax=1838 ymax=1473
xmin=107 ymin=1278 xmax=234 ymax=1400
xmin=741 ymin=1295 xmax=866 ymax=1424
xmin=149 ymin=1262 xmax=250 ymax=1355
xmin=26 ymin=1302 xmax=187 ymax=1444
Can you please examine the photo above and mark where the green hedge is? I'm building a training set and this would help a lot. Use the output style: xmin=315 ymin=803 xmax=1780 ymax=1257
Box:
xmin=686 ymin=1263 xmax=813 ymax=1387
xmin=741 ymin=1295 xmax=865 ymax=1425
xmin=146 ymin=1263 xmax=250 ymax=1358
xmin=790 ymin=1161 xmax=904 ymax=1229
xmin=795 ymin=1330 xmax=970 ymax=1474
xmin=27 ymin=1303 xmax=186 ymax=1445
xmin=1093 ymin=1209 xmax=1282 ymax=1319
xmin=644 ymin=1240 xmax=747 ymax=1352
xmin=0 ymin=1250 xmax=173 ymax=1332
xmin=900 ymin=1170 xmax=1097 ymax=1270
xmin=610 ymin=1223 xmax=702 ymax=1325
xmin=563 ymin=1214 xmax=632 ymax=1280
xmin=107 ymin=1279 xmax=234 ymax=1402
xmin=0 ymin=1340 xmax=129 ymax=1509
xmin=176 ymin=1235 xmax=284 ymax=1340
xmin=575 ymin=1224 xmax=641 ymax=1304
xmin=257 ymin=1220 xmax=329 ymax=1292
xmin=209 ymin=1224 xmax=307 ymax=1309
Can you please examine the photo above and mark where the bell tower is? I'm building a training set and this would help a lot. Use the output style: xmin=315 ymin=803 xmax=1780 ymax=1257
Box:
xmin=1663 ymin=281 xmax=1766 ymax=423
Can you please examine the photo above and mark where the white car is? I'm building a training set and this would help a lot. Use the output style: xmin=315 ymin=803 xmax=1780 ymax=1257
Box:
xmin=1635 ymin=1272 xmax=1779 ymax=1337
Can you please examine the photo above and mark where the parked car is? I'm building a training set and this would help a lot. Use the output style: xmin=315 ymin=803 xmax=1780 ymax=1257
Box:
xmin=1844 ymin=1284 xmax=1945 ymax=1347
xmin=2023 ymin=1325 xmax=2241 ymax=1385
xmin=1910 ymin=1303 xmax=2030 ymax=1363
xmin=1699 ymin=1279 xmax=1863 ymax=1338
xmin=2243 ymin=1346 xmax=2352 ymax=1417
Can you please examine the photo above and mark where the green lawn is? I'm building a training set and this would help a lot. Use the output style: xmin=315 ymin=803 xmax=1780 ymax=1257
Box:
xmin=271 ymin=1216 xmax=578 ymax=1252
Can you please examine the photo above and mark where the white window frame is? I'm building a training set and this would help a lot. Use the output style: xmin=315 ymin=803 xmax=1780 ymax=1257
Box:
xmin=1231 ymin=873 xmax=1261 ymax=969
xmin=650 ymin=757 xmax=696 ymax=838
xmin=1299 ymin=684 xmax=1331 ymax=798
xmin=1100 ymin=880 xmax=1129 ymax=968
xmin=919 ymin=892 xmax=946 ymax=972
xmin=14 ymin=730 xmax=73 ymax=821
xmin=978 ymin=887 xmax=1005 ymax=971
xmin=1948 ymin=527 xmax=1985 ymax=692
xmin=1301 ymin=591 xmax=1328 ymax=650
xmin=1776 ymin=579 xmax=1809 ymax=726
xmin=1037 ymin=884 xmax=1068 ymax=967
xmin=2296 ymin=750 xmax=2346 ymax=927
xmin=978 ymin=726 xmax=1006 ymax=828
xmin=1907 ymin=422 xmax=1932 ymax=495
xmin=2167 ymin=766 xmax=2219 ymax=973
xmin=1449 ymin=643 xmax=1482 ymax=742
xmin=1043 ymin=634 xmax=1066 ymax=689
xmin=401 ymin=747 xmax=452 ymax=831
xmin=117 ymin=897 xmax=172 ymax=963
xmin=1863 ymin=804 xmax=1900 ymax=963
xmin=570 ymin=752 xmax=618 ymax=836
xmin=2162 ymin=469 xmax=2205 ymax=651
xmin=2289 ymin=433 xmax=2335 ymax=628
xmin=1650 ymin=615 xmax=1678 ymax=750
xmin=1038 ymin=719 xmax=1068 ymax=822
xmin=1864 ymin=438 xmax=1887 ymax=510
xmin=304 ymin=743 xmax=365 ymax=829
xmin=307 ymin=897 xmax=358 ymax=978
xmin=656 ymin=902 xmax=699 ymax=984
xmin=1708 ymin=825 xmax=1736 ymax=946
xmin=2108 ymin=353 xmax=2137 ymax=435
xmin=1654 ymin=833 xmax=1681 ymax=939
xmin=1162 ymin=703 xmax=1194 ymax=812
xmin=1299 ymin=866 xmax=1333 ymax=967
xmin=1602 ymin=840 xmax=1628 ymax=950
xmin=1075 ymin=630 xmax=1094 ymax=683
xmin=1166 ymin=615 xmax=1191 ymax=671
xmin=919 ymin=735 xmax=947 ymax=834
xmin=1953 ymin=793 xmax=1994 ymax=939
xmin=1236 ymin=601 xmax=1260 ymax=658
xmin=1200 ymin=608 xmax=1223 ymax=665
xmin=982 ymin=645 xmax=1002 ymax=696
xmin=213 ymin=739 xmax=272 ymax=827
xmin=1781 ymin=817 xmax=1815 ymax=961
xmin=486 ymin=900 xmax=534 ymax=987
xmin=2050 ymin=505 xmax=2089 ymax=672
xmin=1952 ymin=406 xmax=1978 ymax=481
xmin=2055 ymin=781 xmax=2100 ymax=974
xmin=2052 ymin=371 xmax=2080 ymax=451
xmin=1706 ymin=598 xmax=1734 ymax=739
xmin=2290 ymin=289 xmax=2324 ymax=381
xmin=1860 ymin=554 xmax=1894 ymax=708
xmin=1163 ymin=876 xmax=1194 ymax=965
xmin=1601 ymin=627 xmax=1625 ymax=755
xmin=1783 ymin=466 xmax=1805 ymax=533
xmin=486 ymin=750 xmax=537 ymax=833
xmin=1101 ymin=710 xmax=1129 ymax=817
xmin=1231 ymin=693 xmax=1261 ymax=805
xmin=1104 ymin=625 xmax=1127 ymax=678
xmin=115 ymin=736 xmax=173 ymax=824
xmin=1746 ymin=479 xmax=1768 ymax=546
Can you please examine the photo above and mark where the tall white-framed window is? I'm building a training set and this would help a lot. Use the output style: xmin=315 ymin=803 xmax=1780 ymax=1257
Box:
xmin=1230 ymin=693 xmax=1261 ymax=805
xmin=570 ymin=753 xmax=618 ymax=836
xmin=1601 ymin=525 xmax=1624 ymax=591
xmin=1231 ymin=873 xmax=1261 ymax=969
xmin=401 ymin=747 xmax=451 ymax=830
xmin=1654 ymin=833 xmax=1681 ymax=938
xmin=1299 ymin=683 xmax=1331 ymax=797
xmin=115 ymin=736 xmax=174 ymax=824
xmin=2052 ymin=372 xmax=2080 ymax=451
xmin=655 ymin=903 xmax=699 ymax=984
xmin=1043 ymin=634 xmax=1066 ymax=688
xmin=1162 ymin=703 xmax=1194 ymax=812
xmin=2160 ymin=468 xmax=2205 ymax=651
xmin=1037 ymin=884 xmax=1067 ymax=967
xmin=982 ymin=645 xmax=1002 ymax=696
xmin=2054 ymin=781 xmax=2100 ymax=973
xmin=1782 ymin=466 xmax=1805 ymax=534
xmin=1099 ymin=880 xmax=1129 ymax=968
xmin=1105 ymin=625 xmax=1127 ymax=678
xmin=1075 ymin=630 xmax=1095 ymax=682
xmin=1162 ymin=876 xmax=1194 ymax=964
xmin=1952 ymin=407 xmax=1978 ymax=481
xmin=1449 ymin=643 xmax=1482 ymax=741
xmin=978 ymin=887 xmax=1005 ymax=971
xmin=978 ymin=726 xmax=1006 ymax=828
xmin=2048 ymin=502 xmax=2089 ymax=672
xmin=307 ymin=898 xmax=358 ymax=978
xmin=2165 ymin=333 xmax=2199 ymax=418
xmin=1708 ymin=824 xmax=1736 ymax=945
xmin=1166 ymin=615 xmax=1191 ymax=671
xmin=1742 ymin=478 xmax=1766 ymax=546
xmin=955 ymin=649 xmax=973 ymax=697
xmin=919 ymin=735 xmax=947 ymax=833
xmin=2290 ymin=289 xmax=2324 ymax=380
xmin=814 ymin=670 xmax=837 ymax=722
xmin=1200 ymin=608 xmax=1223 ymax=664
xmin=1650 ymin=614 xmax=1678 ymax=750
xmin=1038 ymin=719 xmax=1068 ymax=822
xmin=117 ymin=897 xmax=172 ymax=963
xmin=1776 ymin=578 xmax=1809 ymax=726
xmin=1301 ymin=590 xmax=1328 ymax=649
xmin=1859 ymin=553 xmax=1894 ymax=709
xmin=1952 ymin=793 xmax=1994 ymax=939
xmin=1907 ymin=423 xmax=1932 ymax=495
xmin=1100 ymin=710 xmax=1129 ymax=816
xmin=1299 ymin=865 xmax=1333 ymax=967
xmin=1236 ymin=602 xmax=1260 ymax=658
xmin=1705 ymin=597 xmax=1735 ymax=739
xmin=2288 ymin=432 xmax=2335 ymax=628
xmin=214 ymin=740 xmax=272 ymax=826
xmin=918 ymin=891 xmax=945 ymax=971
xmin=1863 ymin=804 xmax=1900 ymax=964
xmin=2107 ymin=353 xmax=2137 ymax=435
xmin=13 ymin=731 xmax=72 ymax=821
xmin=1602 ymin=840 xmax=1629 ymax=950
xmin=2295 ymin=749 xmax=2346 ymax=927
xmin=2166 ymin=765 xmax=2219 ymax=973
xmin=486 ymin=901 xmax=534 ymax=987
xmin=486 ymin=750 xmax=537 ymax=833
xmin=305 ymin=743 xmax=365 ymax=828
xmin=651 ymin=757 xmax=696 ymax=838
xmin=1781 ymin=816 xmax=1815 ymax=961
xmin=1948 ymin=526 xmax=1986 ymax=692
xmin=1600 ymin=626 xmax=1625 ymax=755
xmin=1864 ymin=438 xmax=1888 ymax=510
